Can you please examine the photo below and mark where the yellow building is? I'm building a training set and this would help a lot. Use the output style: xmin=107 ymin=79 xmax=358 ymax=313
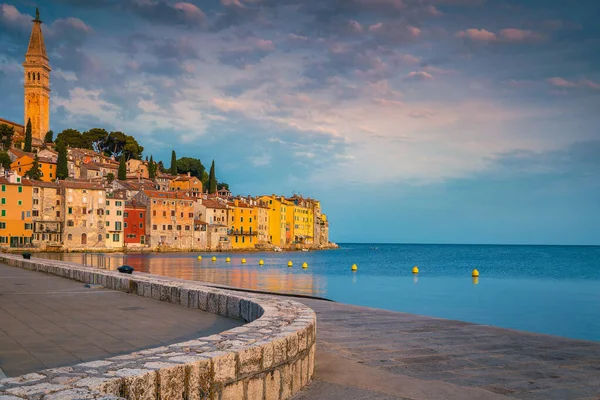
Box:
xmin=286 ymin=196 xmax=314 ymax=245
xmin=259 ymin=195 xmax=289 ymax=247
xmin=228 ymin=200 xmax=258 ymax=249
xmin=10 ymin=153 xmax=56 ymax=182
xmin=0 ymin=173 xmax=33 ymax=248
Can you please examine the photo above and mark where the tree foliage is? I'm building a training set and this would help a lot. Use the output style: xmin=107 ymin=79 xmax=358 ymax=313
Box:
xmin=148 ymin=155 xmax=156 ymax=179
xmin=0 ymin=124 xmax=14 ymax=150
xmin=56 ymin=141 xmax=68 ymax=180
xmin=44 ymin=130 xmax=54 ymax=143
xmin=55 ymin=129 xmax=85 ymax=148
xmin=54 ymin=128 xmax=143 ymax=160
xmin=25 ymin=154 xmax=42 ymax=180
xmin=118 ymin=156 xmax=127 ymax=180
xmin=157 ymin=160 xmax=166 ymax=173
xmin=208 ymin=160 xmax=217 ymax=194
xmin=176 ymin=157 xmax=205 ymax=179
xmin=170 ymin=151 xmax=177 ymax=175
xmin=0 ymin=151 xmax=11 ymax=170
xmin=217 ymin=182 xmax=229 ymax=191
xmin=107 ymin=173 xmax=115 ymax=184
xmin=82 ymin=128 xmax=108 ymax=152
xmin=24 ymin=119 xmax=32 ymax=152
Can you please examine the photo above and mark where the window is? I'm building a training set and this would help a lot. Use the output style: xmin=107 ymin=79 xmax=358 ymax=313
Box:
xmin=124 ymin=212 xmax=129 ymax=218
xmin=124 ymin=222 xmax=128 ymax=228
xmin=81 ymin=233 xmax=87 ymax=244
xmin=116 ymin=201 xmax=122 ymax=206
xmin=106 ymin=221 xmax=110 ymax=227
xmin=106 ymin=233 xmax=110 ymax=239
xmin=82 ymin=207 xmax=87 ymax=214
xmin=163 ymin=211 xmax=166 ymax=217
xmin=50 ymin=173 xmax=53 ymax=178
xmin=106 ymin=210 xmax=110 ymax=216
xmin=24 ymin=223 xmax=32 ymax=230
xmin=168 ymin=225 xmax=173 ymax=230
xmin=67 ymin=220 xmax=74 ymax=227
xmin=171 ymin=211 xmax=175 ymax=217
xmin=153 ymin=210 xmax=156 ymax=217
xmin=139 ymin=223 xmax=143 ymax=228
xmin=116 ymin=210 xmax=122 ymax=216
xmin=26 ymin=211 xmax=30 ymax=217
xmin=68 ymin=207 xmax=73 ymax=214
xmin=185 ymin=225 xmax=190 ymax=231
xmin=177 ymin=225 xmax=182 ymax=231
xmin=139 ymin=212 xmax=143 ymax=218
xmin=189 ymin=213 xmax=193 ymax=218
xmin=1 ymin=210 xmax=4 ymax=217
xmin=32 ymin=210 xmax=39 ymax=217
xmin=241 ymin=217 xmax=244 ymax=222
xmin=18 ymin=186 xmax=22 ymax=193
xmin=0 ymin=222 xmax=5 ymax=229
xmin=115 ymin=222 xmax=122 ymax=230
xmin=0 ymin=198 xmax=4 ymax=205
xmin=153 ymin=224 xmax=157 ymax=230
xmin=235 ymin=236 xmax=238 ymax=243
xmin=67 ymin=234 xmax=72 ymax=240
xmin=249 ymin=217 xmax=252 ymax=223
xmin=56 ymin=211 xmax=60 ymax=218
xmin=113 ymin=233 xmax=120 ymax=242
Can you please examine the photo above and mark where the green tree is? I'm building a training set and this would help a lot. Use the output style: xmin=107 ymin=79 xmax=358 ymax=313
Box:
xmin=170 ymin=150 xmax=177 ymax=175
xmin=101 ymin=131 xmax=143 ymax=160
xmin=56 ymin=141 xmax=68 ymax=180
xmin=44 ymin=130 xmax=54 ymax=143
xmin=148 ymin=155 xmax=156 ymax=179
xmin=157 ymin=160 xmax=166 ymax=173
xmin=208 ymin=160 xmax=217 ymax=194
xmin=25 ymin=154 xmax=42 ymax=180
xmin=118 ymin=156 xmax=127 ymax=180
xmin=0 ymin=151 xmax=11 ymax=170
xmin=106 ymin=173 xmax=115 ymax=184
xmin=176 ymin=157 xmax=205 ymax=179
xmin=217 ymin=182 xmax=229 ymax=191
xmin=24 ymin=119 xmax=32 ymax=152
xmin=82 ymin=128 xmax=108 ymax=152
xmin=55 ymin=129 xmax=84 ymax=148
xmin=0 ymin=124 xmax=14 ymax=150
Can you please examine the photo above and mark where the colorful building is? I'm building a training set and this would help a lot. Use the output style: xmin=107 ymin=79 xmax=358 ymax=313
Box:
xmin=61 ymin=181 xmax=106 ymax=250
xmin=259 ymin=195 xmax=289 ymax=247
xmin=105 ymin=192 xmax=125 ymax=249
xmin=0 ymin=172 xmax=33 ymax=247
xmin=31 ymin=180 xmax=62 ymax=248
xmin=169 ymin=173 xmax=203 ymax=197
xmin=286 ymin=196 xmax=314 ymax=245
xmin=124 ymin=201 xmax=147 ymax=247
xmin=228 ymin=199 xmax=258 ymax=249
xmin=10 ymin=151 xmax=57 ymax=182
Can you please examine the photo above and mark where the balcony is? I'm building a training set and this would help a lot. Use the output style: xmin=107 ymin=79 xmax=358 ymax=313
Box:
xmin=228 ymin=230 xmax=258 ymax=236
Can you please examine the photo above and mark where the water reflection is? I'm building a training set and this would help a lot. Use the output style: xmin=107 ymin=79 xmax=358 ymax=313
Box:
xmin=38 ymin=252 xmax=327 ymax=297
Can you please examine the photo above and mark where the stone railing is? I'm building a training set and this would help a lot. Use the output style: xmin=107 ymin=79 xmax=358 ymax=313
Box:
xmin=0 ymin=255 xmax=316 ymax=400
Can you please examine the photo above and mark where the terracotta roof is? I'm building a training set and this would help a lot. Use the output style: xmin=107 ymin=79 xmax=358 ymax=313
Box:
xmin=31 ymin=180 xmax=60 ymax=188
xmin=59 ymin=180 xmax=105 ymax=190
xmin=125 ymin=201 xmax=146 ymax=209
xmin=83 ymin=163 xmax=101 ymax=171
xmin=0 ymin=177 xmax=32 ymax=186
xmin=142 ymin=190 xmax=190 ymax=200
xmin=0 ymin=118 xmax=24 ymax=129
xmin=202 ymin=199 xmax=228 ymax=209
xmin=194 ymin=220 xmax=208 ymax=225
xmin=107 ymin=191 xmax=125 ymax=200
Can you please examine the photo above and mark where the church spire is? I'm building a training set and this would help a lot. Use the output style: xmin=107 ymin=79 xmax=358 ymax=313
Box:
xmin=26 ymin=7 xmax=48 ymax=60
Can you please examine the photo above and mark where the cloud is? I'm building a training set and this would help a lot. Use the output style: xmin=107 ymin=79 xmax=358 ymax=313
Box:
xmin=217 ymin=38 xmax=275 ymax=69
xmin=0 ymin=3 xmax=31 ymax=31
xmin=128 ymin=0 xmax=205 ymax=27
xmin=404 ymin=71 xmax=433 ymax=81
xmin=548 ymin=77 xmax=600 ymax=91
xmin=456 ymin=28 xmax=496 ymax=41
xmin=456 ymin=28 xmax=545 ymax=43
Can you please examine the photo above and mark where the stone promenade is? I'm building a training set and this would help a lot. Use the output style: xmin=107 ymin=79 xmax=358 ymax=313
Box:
xmin=292 ymin=299 xmax=600 ymax=400
xmin=0 ymin=263 xmax=242 ymax=378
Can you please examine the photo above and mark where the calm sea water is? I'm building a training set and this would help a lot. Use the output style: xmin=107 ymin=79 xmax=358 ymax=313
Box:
xmin=40 ymin=244 xmax=600 ymax=342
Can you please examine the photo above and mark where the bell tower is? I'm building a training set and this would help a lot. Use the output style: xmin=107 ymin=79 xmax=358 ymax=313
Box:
xmin=23 ymin=7 xmax=51 ymax=143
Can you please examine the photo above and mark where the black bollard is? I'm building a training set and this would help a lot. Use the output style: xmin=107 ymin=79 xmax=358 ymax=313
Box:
xmin=117 ymin=265 xmax=134 ymax=274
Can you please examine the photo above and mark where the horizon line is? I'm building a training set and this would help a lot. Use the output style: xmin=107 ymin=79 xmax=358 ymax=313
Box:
xmin=334 ymin=242 xmax=600 ymax=247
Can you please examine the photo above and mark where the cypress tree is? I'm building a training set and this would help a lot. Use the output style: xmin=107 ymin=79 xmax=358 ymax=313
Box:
xmin=118 ymin=156 xmax=127 ymax=180
xmin=148 ymin=155 xmax=156 ymax=179
xmin=56 ymin=141 xmax=68 ymax=180
xmin=24 ymin=118 xmax=32 ymax=152
xmin=25 ymin=154 xmax=42 ymax=180
xmin=44 ymin=130 xmax=53 ymax=143
xmin=170 ymin=150 xmax=177 ymax=175
xmin=208 ymin=160 xmax=217 ymax=194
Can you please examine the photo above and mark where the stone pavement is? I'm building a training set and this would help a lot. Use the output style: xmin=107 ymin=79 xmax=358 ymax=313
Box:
xmin=292 ymin=298 xmax=600 ymax=400
xmin=0 ymin=263 xmax=242 ymax=377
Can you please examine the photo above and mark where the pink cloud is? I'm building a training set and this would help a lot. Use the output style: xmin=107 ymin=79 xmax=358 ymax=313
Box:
xmin=548 ymin=77 xmax=577 ymax=88
xmin=499 ymin=28 xmax=543 ymax=42
xmin=0 ymin=3 xmax=32 ymax=31
xmin=173 ymin=2 xmax=206 ymax=20
xmin=456 ymin=28 xmax=496 ymax=41
xmin=348 ymin=20 xmax=364 ymax=33
xmin=548 ymin=77 xmax=600 ymax=90
xmin=404 ymin=71 xmax=433 ymax=81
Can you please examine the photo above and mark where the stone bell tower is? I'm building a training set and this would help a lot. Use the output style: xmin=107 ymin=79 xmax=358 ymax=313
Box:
xmin=23 ymin=7 xmax=51 ymax=142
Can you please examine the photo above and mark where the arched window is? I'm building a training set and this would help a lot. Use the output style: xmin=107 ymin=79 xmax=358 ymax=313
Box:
xmin=32 ymin=73 xmax=35 ymax=81
xmin=81 ymin=233 xmax=87 ymax=245
xmin=37 ymin=72 xmax=40 ymax=80
xmin=67 ymin=234 xmax=72 ymax=240
xmin=97 ymin=234 xmax=102 ymax=242
xmin=28 ymin=72 xmax=31 ymax=80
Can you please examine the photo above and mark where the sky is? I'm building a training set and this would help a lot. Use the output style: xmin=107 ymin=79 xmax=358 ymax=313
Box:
xmin=1 ymin=0 xmax=599 ymax=245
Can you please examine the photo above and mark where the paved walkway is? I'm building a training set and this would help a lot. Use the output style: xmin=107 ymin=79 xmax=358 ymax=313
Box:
xmin=0 ymin=263 xmax=242 ymax=377
xmin=292 ymin=298 xmax=600 ymax=400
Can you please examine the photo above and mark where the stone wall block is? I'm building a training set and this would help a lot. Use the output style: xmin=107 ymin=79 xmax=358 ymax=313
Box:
xmin=300 ymin=356 xmax=308 ymax=387
xmin=279 ymin=364 xmax=291 ymax=399
xmin=186 ymin=359 xmax=212 ymax=400
xmin=213 ymin=353 xmax=237 ymax=385
xmin=246 ymin=376 xmax=264 ymax=400
xmin=291 ymin=359 xmax=301 ymax=396
xmin=143 ymin=281 xmax=152 ymax=298
xmin=160 ymin=285 xmax=169 ymax=302
xmin=240 ymin=299 xmax=250 ymax=322
xmin=180 ymin=288 xmax=189 ymax=308
xmin=218 ymin=294 xmax=228 ymax=317
xmin=264 ymin=370 xmax=280 ymax=400
xmin=158 ymin=364 xmax=186 ymax=400
xmin=207 ymin=293 xmax=218 ymax=314
xmin=221 ymin=381 xmax=244 ymax=400
xmin=123 ymin=370 xmax=157 ymax=400
xmin=272 ymin=338 xmax=287 ymax=366
xmin=189 ymin=290 xmax=199 ymax=309
xmin=261 ymin=342 xmax=274 ymax=370
xmin=308 ymin=344 xmax=315 ymax=380
xmin=198 ymin=290 xmax=208 ymax=311
xmin=151 ymin=283 xmax=161 ymax=300
xmin=297 ymin=328 xmax=307 ymax=353
xmin=170 ymin=286 xmax=180 ymax=305
xmin=226 ymin=296 xmax=240 ymax=320
xmin=287 ymin=334 xmax=298 ymax=359
xmin=238 ymin=346 xmax=262 ymax=376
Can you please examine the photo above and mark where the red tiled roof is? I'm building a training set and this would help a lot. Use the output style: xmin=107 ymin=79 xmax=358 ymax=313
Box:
xmin=142 ymin=190 xmax=189 ymax=200
xmin=202 ymin=199 xmax=228 ymax=209
xmin=59 ymin=180 xmax=105 ymax=190
xmin=0 ymin=177 xmax=32 ymax=186
xmin=31 ymin=180 xmax=60 ymax=188
xmin=0 ymin=117 xmax=24 ymax=129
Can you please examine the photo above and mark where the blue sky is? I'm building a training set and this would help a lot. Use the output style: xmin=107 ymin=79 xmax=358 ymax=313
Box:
xmin=1 ymin=0 xmax=599 ymax=245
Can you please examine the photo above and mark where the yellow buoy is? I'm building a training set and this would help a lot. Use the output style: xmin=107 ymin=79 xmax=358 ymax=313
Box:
xmin=472 ymin=269 xmax=479 ymax=277
xmin=212 ymin=256 xmax=217 ymax=262
xmin=259 ymin=260 xmax=264 ymax=266
xmin=241 ymin=258 xmax=246 ymax=264
xmin=302 ymin=262 xmax=308 ymax=269
xmin=287 ymin=261 xmax=293 ymax=267
xmin=412 ymin=266 xmax=419 ymax=274
xmin=226 ymin=257 xmax=231 ymax=263
xmin=351 ymin=264 xmax=358 ymax=271
xmin=197 ymin=255 xmax=202 ymax=261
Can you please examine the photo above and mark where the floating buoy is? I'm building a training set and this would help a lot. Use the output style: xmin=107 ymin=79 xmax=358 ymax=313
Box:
xmin=412 ymin=266 xmax=419 ymax=274
xmin=302 ymin=262 xmax=308 ymax=269
xmin=241 ymin=258 xmax=246 ymax=264
xmin=351 ymin=264 xmax=358 ymax=271
xmin=287 ymin=261 xmax=293 ymax=267
xmin=259 ymin=260 xmax=264 ymax=266
xmin=226 ymin=257 xmax=231 ymax=263
xmin=212 ymin=256 xmax=217 ymax=262
xmin=472 ymin=269 xmax=479 ymax=278
xmin=197 ymin=255 xmax=202 ymax=261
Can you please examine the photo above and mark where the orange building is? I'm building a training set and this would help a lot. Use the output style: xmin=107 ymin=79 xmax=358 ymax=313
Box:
xmin=10 ymin=151 xmax=57 ymax=182
xmin=0 ymin=173 xmax=33 ymax=247
xmin=169 ymin=173 xmax=203 ymax=197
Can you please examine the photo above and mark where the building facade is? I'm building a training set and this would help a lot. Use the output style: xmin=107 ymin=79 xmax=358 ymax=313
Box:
xmin=31 ymin=181 xmax=62 ymax=248
xmin=0 ymin=173 xmax=33 ymax=248
xmin=61 ymin=181 xmax=106 ymax=250
xmin=124 ymin=201 xmax=147 ymax=247
xmin=104 ymin=192 xmax=125 ymax=249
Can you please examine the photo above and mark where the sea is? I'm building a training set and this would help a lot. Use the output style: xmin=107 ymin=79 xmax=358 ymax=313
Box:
xmin=40 ymin=243 xmax=600 ymax=342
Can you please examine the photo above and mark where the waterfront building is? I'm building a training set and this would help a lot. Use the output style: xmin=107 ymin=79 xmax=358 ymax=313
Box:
xmin=0 ymin=172 xmax=33 ymax=248
xmin=286 ymin=195 xmax=314 ymax=245
xmin=196 ymin=199 xmax=229 ymax=225
xmin=207 ymin=224 xmax=231 ymax=251
xmin=169 ymin=173 xmax=203 ymax=198
xmin=104 ymin=192 xmax=125 ymax=249
xmin=133 ymin=190 xmax=195 ymax=250
xmin=259 ymin=195 xmax=288 ymax=247
xmin=124 ymin=201 xmax=147 ymax=247
xmin=256 ymin=200 xmax=270 ymax=245
xmin=61 ymin=181 xmax=106 ymax=250
xmin=10 ymin=150 xmax=57 ymax=182
xmin=31 ymin=181 xmax=62 ymax=249
xmin=228 ymin=199 xmax=258 ymax=249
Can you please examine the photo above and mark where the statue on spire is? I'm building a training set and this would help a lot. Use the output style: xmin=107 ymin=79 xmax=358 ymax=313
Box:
xmin=35 ymin=7 xmax=40 ymax=21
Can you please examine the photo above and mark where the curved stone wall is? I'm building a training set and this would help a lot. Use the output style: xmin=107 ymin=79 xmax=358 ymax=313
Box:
xmin=0 ymin=255 xmax=316 ymax=400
